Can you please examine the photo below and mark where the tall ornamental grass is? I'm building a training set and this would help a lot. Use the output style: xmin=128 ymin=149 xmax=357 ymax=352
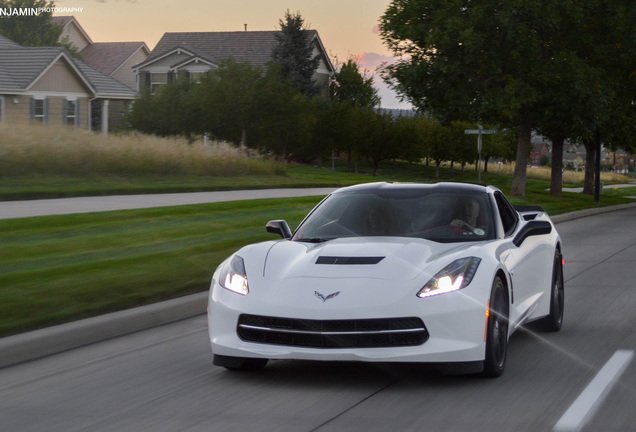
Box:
xmin=0 ymin=124 xmax=286 ymax=177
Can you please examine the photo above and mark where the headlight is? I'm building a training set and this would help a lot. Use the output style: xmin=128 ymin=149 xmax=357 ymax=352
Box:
xmin=219 ymin=255 xmax=249 ymax=295
xmin=417 ymin=257 xmax=481 ymax=298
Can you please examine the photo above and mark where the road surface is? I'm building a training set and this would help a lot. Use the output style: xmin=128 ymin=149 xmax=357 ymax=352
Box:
xmin=0 ymin=207 xmax=634 ymax=432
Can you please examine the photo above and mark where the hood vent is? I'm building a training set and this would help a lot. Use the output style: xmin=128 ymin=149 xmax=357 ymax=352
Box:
xmin=316 ymin=256 xmax=385 ymax=265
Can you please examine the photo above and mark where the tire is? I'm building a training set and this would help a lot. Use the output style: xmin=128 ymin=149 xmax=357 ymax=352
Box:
xmin=483 ymin=276 xmax=509 ymax=378
xmin=213 ymin=354 xmax=268 ymax=371
xmin=535 ymin=249 xmax=565 ymax=332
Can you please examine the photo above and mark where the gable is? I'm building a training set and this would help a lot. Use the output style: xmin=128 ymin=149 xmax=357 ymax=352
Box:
xmin=56 ymin=17 xmax=92 ymax=52
xmin=30 ymin=57 xmax=92 ymax=94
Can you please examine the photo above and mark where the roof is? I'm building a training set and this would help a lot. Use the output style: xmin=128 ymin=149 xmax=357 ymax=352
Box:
xmin=51 ymin=16 xmax=74 ymax=27
xmin=137 ymin=30 xmax=334 ymax=72
xmin=0 ymin=34 xmax=21 ymax=49
xmin=335 ymin=182 xmax=491 ymax=196
xmin=80 ymin=42 xmax=149 ymax=75
xmin=0 ymin=46 xmax=66 ymax=90
xmin=0 ymin=39 xmax=135 ymax=97
xmin=51 ymin=15 xmax=93 ymax=45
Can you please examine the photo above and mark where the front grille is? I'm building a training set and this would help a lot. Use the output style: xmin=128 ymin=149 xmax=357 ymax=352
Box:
xmin=237 ymin=314 xmax=428 ymax=348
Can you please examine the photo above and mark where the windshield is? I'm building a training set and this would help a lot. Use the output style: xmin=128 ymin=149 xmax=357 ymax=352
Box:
xmin=294 ymin=189 xmax=495 ymax=243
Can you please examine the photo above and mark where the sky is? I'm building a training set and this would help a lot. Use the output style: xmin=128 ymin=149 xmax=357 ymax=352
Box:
xmin=52 ymin=0 xmax=411 ymax=109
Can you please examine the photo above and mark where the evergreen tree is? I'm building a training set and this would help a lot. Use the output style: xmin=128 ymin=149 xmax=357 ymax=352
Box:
xmin=271 ymin=10 xmax=321 ymax=97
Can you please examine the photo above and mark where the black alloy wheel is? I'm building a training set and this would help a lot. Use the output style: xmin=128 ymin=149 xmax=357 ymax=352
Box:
xmin=483 ymin=276 xmax=509 ymax=377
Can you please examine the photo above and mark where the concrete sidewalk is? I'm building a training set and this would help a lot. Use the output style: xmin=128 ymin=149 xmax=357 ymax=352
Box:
xmin=2 ymin=190 xmax=636 ymax=369
xmin=0 ymin=188 xmax=337 ymax=220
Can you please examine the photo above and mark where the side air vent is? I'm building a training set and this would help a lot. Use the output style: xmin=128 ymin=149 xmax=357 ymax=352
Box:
xmin=316 ymin=256 xmax=385 ymax=265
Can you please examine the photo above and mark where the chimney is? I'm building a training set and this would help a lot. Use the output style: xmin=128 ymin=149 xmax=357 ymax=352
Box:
xmin=244 ymin=24 xmax=247 ymax=31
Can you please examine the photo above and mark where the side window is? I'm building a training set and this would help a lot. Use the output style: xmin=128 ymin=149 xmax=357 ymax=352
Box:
xmin=494 ymin=192 xmax=518 ymax=236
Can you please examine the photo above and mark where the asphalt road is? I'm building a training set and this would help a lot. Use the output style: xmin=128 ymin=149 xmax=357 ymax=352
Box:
xmin=1 ymin=208 xmax=635 ymax=432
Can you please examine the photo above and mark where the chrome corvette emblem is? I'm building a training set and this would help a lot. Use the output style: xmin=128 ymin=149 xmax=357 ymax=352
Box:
xmin=315 ymin=291 xmax=340 ymax=303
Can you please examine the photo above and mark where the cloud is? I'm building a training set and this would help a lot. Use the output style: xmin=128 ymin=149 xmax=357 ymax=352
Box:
xmin=353 ymin=52 xmax=398 ymax=75
xmin=372 ymin=24 xmax=381 ymax=35
xmin=351 ymin=52 xmax=411 ymax=110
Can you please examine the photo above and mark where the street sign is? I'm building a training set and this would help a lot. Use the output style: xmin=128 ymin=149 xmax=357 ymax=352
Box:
xmin=464 ymin=129 xmax=496 ymax=134
xmin=464 ymin=126 xmax=497 ymax=184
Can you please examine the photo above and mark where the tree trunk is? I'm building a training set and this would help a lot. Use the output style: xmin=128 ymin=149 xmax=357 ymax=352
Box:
xmin=550 ymin=136 xmax=564 ymax=197
xmin=435 ymin=159 xmax=441 ymax=180
xmin=583 ymin=139 xmax=595 ymax=195
xmin=510 ymin=112 xmax=532 ymax=197
xmin=241 ymin=128 xmax=247 ymax=148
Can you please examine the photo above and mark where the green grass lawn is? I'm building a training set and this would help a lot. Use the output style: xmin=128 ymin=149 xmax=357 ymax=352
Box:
xmin=1 ymin=157 xmax=634 ymax=337
xmin=0 ymin=197 xmax=320 ymax=337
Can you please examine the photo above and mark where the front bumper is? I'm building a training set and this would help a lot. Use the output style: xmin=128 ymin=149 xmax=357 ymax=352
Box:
xmin=208 ymin=279 xmax=490 ymax=364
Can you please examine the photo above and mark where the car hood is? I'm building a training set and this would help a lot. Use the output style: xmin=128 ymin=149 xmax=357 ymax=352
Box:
xmin=260 ymin=237 xmax=477 ymax=282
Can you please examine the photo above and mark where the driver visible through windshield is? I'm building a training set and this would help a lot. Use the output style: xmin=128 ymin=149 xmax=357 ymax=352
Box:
xmin=294 ymin=189 xmax=494 ymax=243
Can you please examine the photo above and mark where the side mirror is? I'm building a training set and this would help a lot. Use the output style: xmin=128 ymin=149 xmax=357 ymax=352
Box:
xmin=266 ymin=220 xmax=292 ymax=240
xmin=513 ymin=220 xmax=552 ymax=247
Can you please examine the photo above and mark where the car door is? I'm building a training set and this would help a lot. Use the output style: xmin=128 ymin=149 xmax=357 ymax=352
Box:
xmin=494 ymin=192 xmax=553 ymax=326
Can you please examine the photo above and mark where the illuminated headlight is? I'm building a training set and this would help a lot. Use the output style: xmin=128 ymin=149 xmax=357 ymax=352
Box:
xmin=219 ymin=255 xmax=249 ymax=295
xmin=417 ymin=257 xmax=481 ymax=298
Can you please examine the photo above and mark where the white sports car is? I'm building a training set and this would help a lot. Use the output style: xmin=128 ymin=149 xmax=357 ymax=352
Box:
xmin=207 ymin=182 xmax=564 ymax=377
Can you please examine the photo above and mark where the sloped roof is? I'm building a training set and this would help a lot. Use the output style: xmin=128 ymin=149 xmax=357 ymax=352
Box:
xmin=0 ymin=39 xmax=135 ymax=97
xmin=73 ymin=58 xmax=136 ymax=96
xmin=51 ymin=16 xmax=74 ymax=27
xmin=80 ymin=42 xmax=149 ymax=76
xmin=0 ymin=34 xmax=21 ymax=49
xmin=138 ymin=30 xmax=333 ymax=72
xmin=0 ymin=46 xmax=66 ymax=90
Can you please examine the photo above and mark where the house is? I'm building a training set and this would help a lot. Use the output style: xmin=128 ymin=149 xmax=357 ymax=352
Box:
xmin=530 ymin=142 xmax=551 ymax=166
xmin=52 ymin=16 xmax=150 ymax=91
xmin=133 ymin=30 xmax=335 ymax=97
xmin=563 ymin=152 xmax=585 ymax=171
xmin=0 ymin=35 xmax=136 ymax=132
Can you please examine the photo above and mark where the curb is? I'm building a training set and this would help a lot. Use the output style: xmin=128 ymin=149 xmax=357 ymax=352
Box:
xmin=550 ymin=202 xmax=636 ymax=223
xmin=0 ymin=292 xmax=208 ymax=369
xmin=2 ymin=202 xmax=636 ymax=369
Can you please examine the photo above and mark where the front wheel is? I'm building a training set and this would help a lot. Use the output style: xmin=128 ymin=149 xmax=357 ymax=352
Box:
xmin=482 ymin=276 xmax=509 ymax=377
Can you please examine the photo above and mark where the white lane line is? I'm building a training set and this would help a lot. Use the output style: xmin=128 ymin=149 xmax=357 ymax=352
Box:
xmin=554 ymin=350 xmax=634 ymax=432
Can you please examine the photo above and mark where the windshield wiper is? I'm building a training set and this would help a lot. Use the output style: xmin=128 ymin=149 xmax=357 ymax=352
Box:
xmin=295 ymin=237 xmax=331 ymax=243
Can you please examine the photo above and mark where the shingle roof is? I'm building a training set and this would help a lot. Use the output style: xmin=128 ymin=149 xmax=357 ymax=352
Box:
xmin=0 ymin=46 xmax=64 ymax=90
xmin=0 ymin=34 xmax=22 ymax=49
xmin=80 ymin=42 xmax=148 ymax=76
xmin=0 ymin=39 xmax=135 ymax=97
xmin=139 ymin=30 xmax=324 ymax=70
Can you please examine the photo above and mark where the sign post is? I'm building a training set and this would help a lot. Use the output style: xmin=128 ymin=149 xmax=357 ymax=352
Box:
xmin=464 ymin=125 xmax=496 ymax=184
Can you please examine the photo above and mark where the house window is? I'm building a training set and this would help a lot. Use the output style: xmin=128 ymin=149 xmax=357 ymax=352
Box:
xmin=190 ymin=72 xmax=205 ymax=84
xmin=64 ymin=99 xmax=78 ymax=127
xmin=0 ymin=97 xmax=4 ymax=122
xmin=151 ymin=73 xmax=168 ymax=93
xmin=31 ymin=98 xmax=48 ymax=124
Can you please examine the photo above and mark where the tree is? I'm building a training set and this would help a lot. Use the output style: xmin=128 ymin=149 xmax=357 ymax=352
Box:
xmin=381 ymin=0 xmax=590 ymax=197
xmin=126 ymin=79 xmax=197 ymax=139
xmin=0 ymin=0 xmax=60 ymax=46
xmin=271 ymin=10 xmax=321 ymax=97
xmin=330 ymin=59 xmax=380 ymax=109
xmin=329 ymin=58 xmax=381 ymax=171
xmin=194 ymin=60 xmax=264 ymax=147
xmin=252 ymin=65 xmax=317 ymax=160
